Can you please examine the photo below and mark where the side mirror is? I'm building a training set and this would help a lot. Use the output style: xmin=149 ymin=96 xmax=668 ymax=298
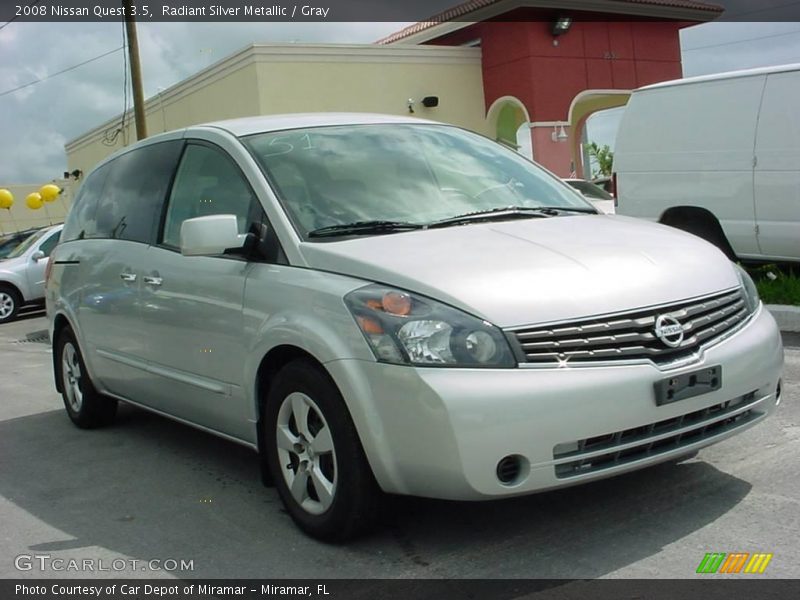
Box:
xmin=180 ymin=215 xmax=245 ymax=257
xmin=31 ymin=250 xmax=45 ymax=262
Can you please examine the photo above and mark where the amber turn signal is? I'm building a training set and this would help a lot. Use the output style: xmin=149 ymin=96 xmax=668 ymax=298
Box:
xmin=356 ymin=315 xmax=384 ymax=334
xmin=383 ymin=292 xmax=412 ymax=316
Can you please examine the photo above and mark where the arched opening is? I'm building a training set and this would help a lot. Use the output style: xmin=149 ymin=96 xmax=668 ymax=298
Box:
xmin=486 ymin=96 xmax=531 ymax=151
xmin=567 ymin=90 xmax=632 ymax=179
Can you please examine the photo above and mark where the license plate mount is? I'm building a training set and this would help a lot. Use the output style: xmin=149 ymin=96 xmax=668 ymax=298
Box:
xmin=654 ymin=365 xmax=722 ymax=406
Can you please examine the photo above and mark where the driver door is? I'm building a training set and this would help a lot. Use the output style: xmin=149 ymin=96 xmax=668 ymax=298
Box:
xmin=138 ymin=141 xmax=261 ymax=440
xmin=26 ymin=228 xmax=61 ymax=300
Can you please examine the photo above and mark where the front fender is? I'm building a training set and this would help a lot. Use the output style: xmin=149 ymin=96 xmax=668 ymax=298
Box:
xmin=242 ymin=265 xmax=376 ymax=423
xmin=0 ymin=269 xmax=28 ymax=300
xmin=243 ymin=306 xmax=374 ymax=416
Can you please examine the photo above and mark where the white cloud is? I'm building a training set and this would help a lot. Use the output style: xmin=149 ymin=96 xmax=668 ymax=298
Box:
xmin=0 ymin=21 xmax=406 ymax=184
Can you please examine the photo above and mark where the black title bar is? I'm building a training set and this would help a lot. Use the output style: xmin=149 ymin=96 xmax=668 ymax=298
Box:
xmin=3 ymin=580 xmax=800 ymax=600
xmin=1 ymin=0 xmax=799 ymax=23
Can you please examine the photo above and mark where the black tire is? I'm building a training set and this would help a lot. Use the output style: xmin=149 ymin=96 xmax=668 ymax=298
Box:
xmin=0 ymin=285 xmax=21 ymax=323
xmin=660 ymin=212 xmax=736 ymax=261
xmin=56 ymin=328 xmax=117 ymax=429
xmin=264 ymin=359 xmax=380 ymax=542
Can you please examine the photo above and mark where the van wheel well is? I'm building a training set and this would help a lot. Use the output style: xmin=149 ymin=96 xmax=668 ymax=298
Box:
xmin=659 ymin=206 xmax=737 ymax=261
xmin=51 ymin=314 xmax=72 ymax=393
xmin=254 ymin=345 xmax=331 ymax=486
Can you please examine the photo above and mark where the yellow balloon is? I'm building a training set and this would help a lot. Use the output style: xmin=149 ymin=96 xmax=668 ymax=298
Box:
xmin=0 ymin=188 xmax=12 ymax=209
xmin=26 ymin=192 xmax=44 ymax=210
xmin=40 ymin=183 xmax=60 ymax=203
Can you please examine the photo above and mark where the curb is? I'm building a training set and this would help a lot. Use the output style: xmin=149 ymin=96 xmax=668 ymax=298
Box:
xmin=766 ymin=304 xmax=800 ymax=333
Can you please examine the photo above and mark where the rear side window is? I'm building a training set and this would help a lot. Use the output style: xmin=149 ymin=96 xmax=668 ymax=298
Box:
xmin=93 ymin=140 xmax=183 ymax=243
xmin=61 ymin=164 xmax=110 ymax=242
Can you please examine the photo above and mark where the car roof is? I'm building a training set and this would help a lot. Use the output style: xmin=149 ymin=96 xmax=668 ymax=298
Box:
xmin=93 ymin=113 xmax=446 ymax=172
xmin=193 ymin=113 xmax=439 ymax=137
xmin=639 ymin=62 xmax=800 ymax=92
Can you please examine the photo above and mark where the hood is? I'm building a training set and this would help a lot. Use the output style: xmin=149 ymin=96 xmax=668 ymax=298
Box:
xmin=0 ymin=254 xmax=25 ymax=272
xmin=299 ymin=215 xmax=740 ymax=329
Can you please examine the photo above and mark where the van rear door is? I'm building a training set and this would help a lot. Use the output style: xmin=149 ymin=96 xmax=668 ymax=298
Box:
xmin=753 ymin=69 xmax=800 ymax=261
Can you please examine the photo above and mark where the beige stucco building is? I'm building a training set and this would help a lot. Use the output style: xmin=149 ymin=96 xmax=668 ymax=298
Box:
xmin=65 ymin=43 xmax=487 ymax=175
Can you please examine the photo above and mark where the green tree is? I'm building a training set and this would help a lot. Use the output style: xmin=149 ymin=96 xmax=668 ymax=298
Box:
xmin=584 ymin=142 xmax=614 ymax=178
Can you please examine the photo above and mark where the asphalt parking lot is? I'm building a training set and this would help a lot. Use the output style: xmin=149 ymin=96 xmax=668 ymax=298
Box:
xmin=1 ymin=310 xmax=798 ymax=580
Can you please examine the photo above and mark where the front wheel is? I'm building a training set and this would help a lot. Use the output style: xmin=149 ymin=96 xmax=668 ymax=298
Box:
xmin=57 ymin=328 xmax=117 ymax=428
xmin=264 ymin=360 xmax=379 ymax=542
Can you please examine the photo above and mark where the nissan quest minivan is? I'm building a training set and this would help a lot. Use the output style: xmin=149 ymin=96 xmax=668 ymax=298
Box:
xmin=46 ymin=114 xmax=784 ymax=541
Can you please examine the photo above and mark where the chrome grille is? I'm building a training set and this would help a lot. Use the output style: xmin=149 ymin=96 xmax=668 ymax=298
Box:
xmin=552 ymin=391 xmax=764 ymax=478
xmin=509 ymin=289 xmax=748 ymax=366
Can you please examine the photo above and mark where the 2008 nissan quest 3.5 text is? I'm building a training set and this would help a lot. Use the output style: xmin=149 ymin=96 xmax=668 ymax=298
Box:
xmin=46 ymin=114 xmax=784 ymax=541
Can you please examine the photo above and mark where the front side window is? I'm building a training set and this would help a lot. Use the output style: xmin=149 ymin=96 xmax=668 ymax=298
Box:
xmin=38 ymin=230 xmax=62 ymax=257
xmin=162 ymin=144 xmax=257 ymax=248
xmin=242 ymin=124 xmax=594 ymax=239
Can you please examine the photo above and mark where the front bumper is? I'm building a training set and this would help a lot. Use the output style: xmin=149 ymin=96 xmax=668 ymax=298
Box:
xmin=326 ymin=305 xmax=783 ymax=500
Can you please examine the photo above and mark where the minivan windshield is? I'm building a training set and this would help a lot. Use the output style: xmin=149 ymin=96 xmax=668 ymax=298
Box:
xmin=242 ymin=124 xmax=596 ymax=239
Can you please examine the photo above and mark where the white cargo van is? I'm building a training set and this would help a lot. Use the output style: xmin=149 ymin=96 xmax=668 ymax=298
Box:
xmin=614 ymin=63 xmax=800 ymax=263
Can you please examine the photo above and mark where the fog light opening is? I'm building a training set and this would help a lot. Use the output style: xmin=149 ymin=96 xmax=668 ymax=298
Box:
xmin=775 ymin=380 xmax=782 ymax=406
xmin=496 ymin=454 xmax=529 ymax=486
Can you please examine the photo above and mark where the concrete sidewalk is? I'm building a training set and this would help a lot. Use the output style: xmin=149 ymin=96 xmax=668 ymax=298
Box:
xmin=767 ymin=304 xmax=800 ymax=333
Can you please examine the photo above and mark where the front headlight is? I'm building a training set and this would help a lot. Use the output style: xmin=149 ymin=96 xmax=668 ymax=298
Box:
xmin=734 ymin=264 xmax=760 ymax=314
xmin=344 ymin=284 xmax=516 ymax=368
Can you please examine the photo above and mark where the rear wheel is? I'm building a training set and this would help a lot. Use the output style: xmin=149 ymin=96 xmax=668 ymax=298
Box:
xmin=264 ymin=359 xmax=379 ymax=542
xmin=57 ymin=328 xmax=117 ymax=428
xmin=0 ymin=285 xmax=21 ymax=323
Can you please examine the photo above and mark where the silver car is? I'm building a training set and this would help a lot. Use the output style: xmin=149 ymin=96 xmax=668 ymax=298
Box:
xmin=46 ymin=114 xmax=784 ymax=541
xmin=0 ymin=224 xmax=62 ymax=323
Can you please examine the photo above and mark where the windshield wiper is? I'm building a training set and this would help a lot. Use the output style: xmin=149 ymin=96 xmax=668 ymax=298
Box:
xmin=428 ymin=205 xmax=595 ymax=229
xmin=308 ymin=220 xmax=424 ymax=238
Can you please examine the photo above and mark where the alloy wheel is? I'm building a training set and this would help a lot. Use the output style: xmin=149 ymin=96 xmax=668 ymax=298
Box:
xmin=0 ymin=292 xmax=14 ymax=320
xmin=61 ymin=342 xmax=84 ymax=412
xmin=275 ymin=392 xmax=337 ymax=515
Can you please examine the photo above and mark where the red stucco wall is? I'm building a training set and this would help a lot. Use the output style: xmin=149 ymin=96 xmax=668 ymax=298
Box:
xmin=429 ymin=16 xmax=688 ymax=175
xmin=432 ymin=19 xmax=684 ymax=120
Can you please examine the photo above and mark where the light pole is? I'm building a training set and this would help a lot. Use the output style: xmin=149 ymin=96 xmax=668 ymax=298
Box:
xmin=123 ymin=0 xmax=147 ymax=140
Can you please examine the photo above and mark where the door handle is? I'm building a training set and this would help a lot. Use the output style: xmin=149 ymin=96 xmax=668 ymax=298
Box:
xmin=143 ymin=276 xmax=163 ymax=287
xmin=120 ymin=273 xmax=137 ymax=282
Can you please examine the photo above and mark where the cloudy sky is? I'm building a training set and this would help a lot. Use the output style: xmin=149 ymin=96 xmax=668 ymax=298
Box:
xmin=1 ymin=15 xmax=800 ymax=184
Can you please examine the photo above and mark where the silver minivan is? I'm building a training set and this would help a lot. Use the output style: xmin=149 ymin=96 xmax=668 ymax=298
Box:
xmin=47 ymin=114 xmax=784 ymax=541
